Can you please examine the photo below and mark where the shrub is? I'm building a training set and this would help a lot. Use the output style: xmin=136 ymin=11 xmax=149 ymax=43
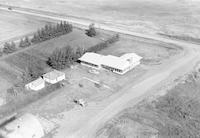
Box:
xmin=86 ymin=23 xmax=97 ymax=37
xmin=3 ymin=42 xmax=17 ymax=54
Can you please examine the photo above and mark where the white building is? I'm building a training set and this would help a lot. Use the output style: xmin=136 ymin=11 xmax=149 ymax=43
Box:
xmin=78 ymin=52 xmax=103 ymax=69
xmin=0 ymin=113 xmax=44 ymax=138
xmin=79 ymin=52 xmax=142 ymax=75
xmin=25 ymin=77 xmax=45 ymax=91
xmin=43 ymin=70 xmax=65 ymax=84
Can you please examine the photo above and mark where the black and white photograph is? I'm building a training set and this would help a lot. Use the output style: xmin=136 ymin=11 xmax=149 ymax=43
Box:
xmin=0 ymin=0 xmax=200 ymax=137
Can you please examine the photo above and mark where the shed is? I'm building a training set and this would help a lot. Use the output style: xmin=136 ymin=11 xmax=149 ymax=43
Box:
xmin=0 ymin=113 xmax=44 ymax=138
xmin=25 ymin=77 xmax=45 ymax=91
xmin=43 ymin=70 xmax=65 ymax=84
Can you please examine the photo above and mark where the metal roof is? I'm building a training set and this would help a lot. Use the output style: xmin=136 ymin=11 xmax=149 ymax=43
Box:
xmin=79 ymin=52 xmax=142 ymax=70
xmin=78 ymin=52 xmax=103 ymax=66
xmin=26 ymin=77 xmax=44 ymax=87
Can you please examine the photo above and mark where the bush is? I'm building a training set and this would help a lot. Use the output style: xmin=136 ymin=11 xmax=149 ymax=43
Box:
xmin=3 ymin=42 xmax=17 ymax=54
xmin=86 ymin=34 xmax=119 ymax=52
xmin=86 ymin=23 xmax=97 ymax=37
xmin=19 ymin=37 xmax=31 ymax=48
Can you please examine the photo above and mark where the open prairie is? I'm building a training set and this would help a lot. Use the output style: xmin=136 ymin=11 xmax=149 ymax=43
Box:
xmin=2 ymin=0 xmax=200 ymax=38
xmin=0 ymin=9 xmax=52 ymax=44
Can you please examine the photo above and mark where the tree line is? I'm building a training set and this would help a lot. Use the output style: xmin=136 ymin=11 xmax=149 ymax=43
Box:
xmin=47 ymin=34 xmax=119 ymax=70
xmin=31 ymin=21 xmax=73 ymax=43
xmin=86 ymin=34 xmax=119 ymax=52
xmin=2 ymin=21 xmax=73 ymax=55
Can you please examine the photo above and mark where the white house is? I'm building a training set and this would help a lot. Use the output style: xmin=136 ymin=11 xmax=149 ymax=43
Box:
xmin=78 ymin=52 xmax=103 ymax=69
xmin=79 ymin=52 xmax=143 ymax=75
xmin=43 ymin=70 xmax=65 ymax=84
xmin=25 ymin=77 xmax=45 ymax=91
xmin=0 ymin=113 xmax=44 ymax=138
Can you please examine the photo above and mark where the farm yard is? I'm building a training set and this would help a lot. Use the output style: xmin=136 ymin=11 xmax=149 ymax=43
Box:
xmin=0 ymin=6 xmax=186 ymax=137
xmin=0 ymin=25 xmax=116 ymax=117
xmin=0 ymin=1 xmax=200 ymax=138
xmin=2 ymin=33 xmax=183 ymax=137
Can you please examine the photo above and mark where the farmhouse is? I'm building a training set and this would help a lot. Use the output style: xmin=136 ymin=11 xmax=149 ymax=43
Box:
xmin=0 ymin=113 xmax=44 ymax=138
xmin=79 ymin=52 xmax=142 ymax=74
xmin=25 ymin=77 xmax=45 ymax=91
xmin=78 ymin=52 xmax=103 ymax=69
xmin=43 ymin=70 xmax=65 ymax=84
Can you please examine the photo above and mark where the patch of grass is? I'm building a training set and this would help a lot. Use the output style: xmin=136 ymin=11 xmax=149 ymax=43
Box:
xmin=0 ymin=82 xmax=62 ymax=119
xmin=97 ymin=73 xmax=200 ymax=138
xmin=4 ymin=52 xmax=48 ymax=72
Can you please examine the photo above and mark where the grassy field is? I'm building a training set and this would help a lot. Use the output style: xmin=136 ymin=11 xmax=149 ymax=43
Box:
xmin=96 ymin=71 xmax=200 ymax=138
xmin=99 ymin=35 xmax=182 ymax=65
xmin=3 ymin=29 xmax=104 ymax=72
xmin=2 ymin=0 xmax=200 ymax=38
xmin=0 ymin=9 xmax=53 ymax=44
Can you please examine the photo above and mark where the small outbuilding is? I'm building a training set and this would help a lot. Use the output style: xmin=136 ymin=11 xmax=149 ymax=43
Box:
xmin=0 ymin=113 xmax=44 ymax=138
xmin=42 ymin=70 xmax=65 ymax=84
xmin=25 ymin=77 xmax=45 ymax=91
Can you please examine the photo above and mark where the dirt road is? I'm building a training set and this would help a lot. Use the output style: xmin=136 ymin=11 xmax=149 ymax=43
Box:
xmin=1 ymin=5 xmax=200 ymax=138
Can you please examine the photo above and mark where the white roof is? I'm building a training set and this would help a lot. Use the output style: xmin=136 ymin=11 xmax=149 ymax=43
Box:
xmin=26 ymin=77 xmax=44 ymax=87
xmin=101 ymin=55 xmax=129 ymax=70
xmin=78 ymin=52 xmax=103 ymax=66
xmin=1 ymin=113 xmax=44 ymax=138
xmin=43 ymin=70 xmax=65 ymax=80
xmin=79 ymin=52 xmax=142 ymax=70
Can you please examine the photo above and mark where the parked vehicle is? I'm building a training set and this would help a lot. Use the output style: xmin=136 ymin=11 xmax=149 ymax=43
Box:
xmin=73 ymin=99 xmax=87 ymax=107
xmin=8 ymin=7 xmax=12 ymax=10
xmin=88 ymin=69 xmax=99 ymax=74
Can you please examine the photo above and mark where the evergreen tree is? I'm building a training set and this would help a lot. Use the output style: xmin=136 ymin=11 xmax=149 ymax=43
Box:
xmin=3 ymin=42 xmax=16 ymax=54
xmin=24 ymin=36 xmax=31 ymax=47
xmin=86 ymin=23 xmax=97 ymax=37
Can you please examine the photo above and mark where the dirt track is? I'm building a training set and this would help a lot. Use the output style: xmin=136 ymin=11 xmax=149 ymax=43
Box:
xmin=1 ymin=6 xmax=200 ymax=138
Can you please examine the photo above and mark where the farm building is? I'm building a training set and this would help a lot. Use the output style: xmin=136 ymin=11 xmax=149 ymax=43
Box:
xmin=0 ymin=113 xmax=44 ymax=138
xmin=79 ymin=52 xmax=142 ymax=74
xmin=78 ymin=52 xmax=103 ymax=69
xmin=25 ymin=77 xmax=45 ymax=91
xmin=43 ymin=70 xmax=65 ymax=84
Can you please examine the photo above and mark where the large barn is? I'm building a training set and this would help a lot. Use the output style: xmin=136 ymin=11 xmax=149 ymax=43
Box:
xmin=79 ymin=52 xmax=143 ymax=75
xmin=0 ymin=113 xmax=44 ymax=138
